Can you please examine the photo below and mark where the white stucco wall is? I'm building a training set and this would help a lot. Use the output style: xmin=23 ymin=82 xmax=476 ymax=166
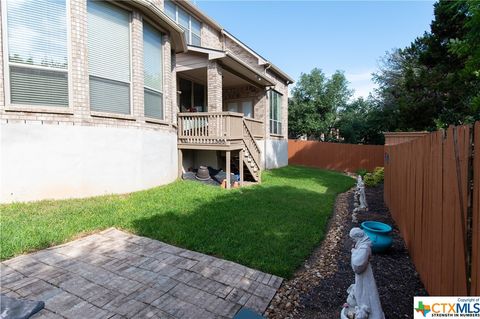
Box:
xmin=264 ymin=138 xmax=288 ymax=169
xmin=0 ymin=123 xmax=178 ymax=203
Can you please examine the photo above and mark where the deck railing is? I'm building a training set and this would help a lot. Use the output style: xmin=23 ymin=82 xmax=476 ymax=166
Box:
xmin=178 ymin=112 xmax=248 ymax=145
xmin=244 ymin=118 xmax=264 ymax=139
xmin=242 ymin=119 xmax=261 ymax=170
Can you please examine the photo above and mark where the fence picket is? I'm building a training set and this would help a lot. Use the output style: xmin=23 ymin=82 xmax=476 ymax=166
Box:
xmin=288 ymin=140 xmax=384 ymax=172
xmin=385 ymin=123 xmax=478 ymax=296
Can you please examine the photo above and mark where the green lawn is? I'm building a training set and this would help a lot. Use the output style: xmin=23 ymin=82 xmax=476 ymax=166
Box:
xmin=0 ymin=166 xmax=354 ymax=278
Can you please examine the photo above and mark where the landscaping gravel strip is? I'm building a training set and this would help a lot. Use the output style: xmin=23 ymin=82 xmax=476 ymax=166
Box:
xmin=266 ymin=184 xmax=427 ymax=319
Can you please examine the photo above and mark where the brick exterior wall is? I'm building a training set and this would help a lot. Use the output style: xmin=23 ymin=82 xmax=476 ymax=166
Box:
xmin=207 ymin=60 xmax=222 ymax=112
xmin=0 ymin=0 xmax=176 ymax=134
xmin=0 ymin=0 xmax=290 ymax=137
xmin=132 ymin=11 xmax=145 ymax=121
xmin=70 ymin=0 xmax=89 ymax=122
xmin=201 ymin=24 xmax=222 ymax=50
xmin=223 ymin=85 xmax=265 ymax=122
xmin=224 ymin=37 xmax=264 ymax=74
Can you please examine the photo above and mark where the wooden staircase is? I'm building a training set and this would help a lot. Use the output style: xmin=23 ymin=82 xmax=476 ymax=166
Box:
xmin=177 ymin=112 xmax=263 ymax=184
xmin=242 ymin=119 xmax=261 ymax=182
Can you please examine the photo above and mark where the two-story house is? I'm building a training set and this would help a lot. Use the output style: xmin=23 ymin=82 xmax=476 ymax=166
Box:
xmin=0 ymin=0 xmax=293 ymax=203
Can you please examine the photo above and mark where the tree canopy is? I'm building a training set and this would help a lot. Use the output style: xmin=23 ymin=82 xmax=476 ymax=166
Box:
xmin=288 ymin=0 xmax=479 ymax=145
xmin=373 ymin=0 xmax=480 ymax=131
xmin=288 ymin=68 xmax=352 ymax=140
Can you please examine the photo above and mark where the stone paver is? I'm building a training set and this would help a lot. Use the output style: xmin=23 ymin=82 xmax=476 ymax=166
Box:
xmin=0 ymin=228 xmax=283 ymax=319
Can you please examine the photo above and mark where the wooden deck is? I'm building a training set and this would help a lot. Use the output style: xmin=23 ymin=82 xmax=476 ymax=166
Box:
xmin=177 ymin=112 xmax=264 ymax=187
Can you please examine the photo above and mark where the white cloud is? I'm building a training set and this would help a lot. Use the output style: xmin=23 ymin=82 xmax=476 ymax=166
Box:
xmin=345 ymin=71 xmax=377 ymax=100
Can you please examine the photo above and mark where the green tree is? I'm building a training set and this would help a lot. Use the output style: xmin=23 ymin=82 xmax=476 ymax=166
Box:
xmin=288 ymin=68 xmax=352 ymax=139
xmin=374 ymin=0 xmax=480 ymax=130
xmin=336 ymin=97 xmax=389 ymax=145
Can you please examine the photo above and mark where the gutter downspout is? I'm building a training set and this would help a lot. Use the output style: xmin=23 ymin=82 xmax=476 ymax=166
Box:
xmin=220 ymin=29 xmax=226 ymax=52
xmin=263 ymin=63 xmax=273 ymax=170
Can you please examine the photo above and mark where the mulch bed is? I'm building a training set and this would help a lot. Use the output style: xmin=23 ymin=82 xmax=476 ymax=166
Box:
xmin=265 ymin=184 xmax=427 ymax=319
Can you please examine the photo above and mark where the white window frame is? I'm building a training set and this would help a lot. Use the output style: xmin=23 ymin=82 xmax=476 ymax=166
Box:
xmin=1 ymin=0 xmax=73 ymax=114
xmin=269 ymin=90 xmax=283 ymax=136
xmin=165 ymin=1 xmax=201 ymax=46
xmin=177 ymin=76 xmax=206 ymax=112
xmin=87 ymin=0 xmax=133 ymax=117
xmin=143 ymin=19 xmax=165 ymax=121
xmin=224 ymin=98 xmax=254 ymax=118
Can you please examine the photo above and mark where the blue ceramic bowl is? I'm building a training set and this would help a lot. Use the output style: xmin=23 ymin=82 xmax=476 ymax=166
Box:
xmin=361 ymin=221 xmax=393 ymax=253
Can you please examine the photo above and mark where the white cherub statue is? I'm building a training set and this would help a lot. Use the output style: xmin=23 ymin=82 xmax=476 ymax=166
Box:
xmin=341 ymin=228 xmax=384 ymax=319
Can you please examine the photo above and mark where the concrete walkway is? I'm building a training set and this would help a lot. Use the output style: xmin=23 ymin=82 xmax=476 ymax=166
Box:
xmin=1 ymin=228 xmax=282 ymax=319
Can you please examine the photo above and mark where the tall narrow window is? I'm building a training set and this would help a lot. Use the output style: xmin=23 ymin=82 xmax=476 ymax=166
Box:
xmin=164 ymin=0 xmax=201 ymax=46
xmin=88 ymin=1 xmax=131 ymax=114
xmin=164 ymin=0 xmax=176 ymax=20
xmin=5 ymin=0 xmax=68 ymax=107
xmin=143 ymin=22 xmax=163 ymax=119
xmin=269 ymin=91 xmax=282 ymax=135
xmin=191 ymin=17 xmax=201 ymax=46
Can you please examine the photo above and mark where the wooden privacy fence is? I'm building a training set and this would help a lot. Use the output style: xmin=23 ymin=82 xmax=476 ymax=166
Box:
xmin=288 ymin=140 xmax=384 ymax=172
xmin=384 ymin=122 xmax=479 ymax=296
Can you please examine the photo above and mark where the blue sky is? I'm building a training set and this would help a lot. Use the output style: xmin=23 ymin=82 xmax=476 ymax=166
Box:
xmin=195 ymin=0 xmax=436 ymax=98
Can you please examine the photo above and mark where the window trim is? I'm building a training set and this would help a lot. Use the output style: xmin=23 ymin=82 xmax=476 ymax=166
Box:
xmin=87 ymin=0 xmax=133 ymax=116
xmin=164 ymin=1 xmax=201 ymax=46
xmin=1 ymin=0 xmax=73 ymax=113
xmin=178 ymin=76 xmax=206 ymax=112
xmin=269 ymin=89 xmax=283 ymax=136
xmin=143 ymin=20 xmax=165 ymax=121
xmin=224 ymin=98 xmax=254 ymax=118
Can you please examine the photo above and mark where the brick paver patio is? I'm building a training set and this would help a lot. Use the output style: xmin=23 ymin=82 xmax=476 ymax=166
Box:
xmin=0 ymin=228 xmax=282 ymax=318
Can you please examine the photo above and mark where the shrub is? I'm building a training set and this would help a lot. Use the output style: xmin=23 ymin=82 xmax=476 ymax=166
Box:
xmin=363 ymin=167 xmax=384 ymax=187
xmin=373 ymin=167 xmax=384 ymax=184
xmin=363 ymin=173 xmax=376 ymax=187
xmin=356 ymin=168 xmax=368 ymax=177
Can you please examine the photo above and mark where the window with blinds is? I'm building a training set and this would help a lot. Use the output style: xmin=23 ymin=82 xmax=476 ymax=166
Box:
xmin=269 ymin=90 xmax=282 ymax=135
xmin=163 ymin=0 xmax=201 ymax=46
xmin=88 ymin=0 xmax=131 ymax=114
xmin=143 ymin=22 xmax=163 ymax=119
xmin=5 ymin=0 xmax=69 ymax=107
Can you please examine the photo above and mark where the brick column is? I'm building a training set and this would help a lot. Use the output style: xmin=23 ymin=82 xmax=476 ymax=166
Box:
xmin=207 ymin=60 xmax=223 ymax=112
xmin=70 ymin=0 xmax=90 ymax=122
xmin=131 ymin=12 xmax=144 ymax=121
xmin=162 ymin=34 xmax=171 ymax=124
xmin=170 ymin=49 xmax=178 ymax=125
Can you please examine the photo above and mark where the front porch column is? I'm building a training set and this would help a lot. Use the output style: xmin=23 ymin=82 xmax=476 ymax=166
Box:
xmin=226 ymin=150 xmax=231 ymax=189
xmin=239 ymin=149 xmax=244 ymax=186
xmin=207 ymin=61 xmax=223 ymax=112
xmin=178 ymin=149 xmax=183 ymax=179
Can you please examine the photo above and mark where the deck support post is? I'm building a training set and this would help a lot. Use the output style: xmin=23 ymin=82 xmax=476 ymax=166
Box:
xmin=239 ymin=149 xmax=244 ymax=186
xmin=178 ymin=149 xmax=183 ymax=179
xmin=226 ymin=150 xmax=231 ymax=189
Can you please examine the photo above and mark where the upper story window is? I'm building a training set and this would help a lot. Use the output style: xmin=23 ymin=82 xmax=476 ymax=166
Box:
xmin=269 ymin=90 xmax=282 ymax=135
xmin=88 ymin=0 xmax=131 ymax=114
xmin=4 ymin=0 xmax=69 ymax=107
xmin=143 ymin=22 xmax=164 ymax=120
xmin=164 ymin=0 xmax=201 ymax=46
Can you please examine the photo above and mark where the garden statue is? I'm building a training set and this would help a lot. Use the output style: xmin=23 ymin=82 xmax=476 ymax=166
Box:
xmin=341 ymin=228 xmax=384 ymax=319
xmin=357 ymin=176 xmax=368 ymax=210
xmin=352 ymin=176 xmax=367 ymax=223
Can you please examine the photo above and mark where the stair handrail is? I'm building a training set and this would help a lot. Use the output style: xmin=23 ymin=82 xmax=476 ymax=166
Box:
xmin=242 ymin=119 xmax=261 ymax=170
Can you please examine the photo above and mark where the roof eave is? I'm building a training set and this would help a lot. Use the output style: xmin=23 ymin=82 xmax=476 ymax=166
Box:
xmin=176 ymin=0 xmax=223 ymax=30
xmin=266 ymin=63 xmax=295 ymax=84
xmin=129 ymin=0 xmax=188 ymax=53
